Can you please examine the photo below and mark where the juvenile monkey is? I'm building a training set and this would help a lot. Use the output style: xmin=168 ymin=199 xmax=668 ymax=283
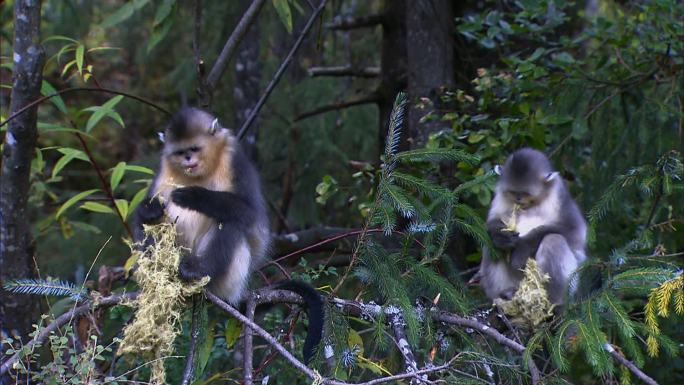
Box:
xmin=479 ymin=148 xmax=587 ymax=305
xmin=134 ymin=107 xmax=322 ymax=362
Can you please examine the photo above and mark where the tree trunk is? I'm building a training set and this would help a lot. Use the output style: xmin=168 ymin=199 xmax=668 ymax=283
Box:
xmin=0 ymin=0 xmax=45 ymax=337
xmin=405 ymin=0 xmax=455 ymax=147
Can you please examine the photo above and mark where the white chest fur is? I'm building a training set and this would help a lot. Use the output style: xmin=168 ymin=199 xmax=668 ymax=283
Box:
xmin=514 ymin=192 xmax=560 ymax=236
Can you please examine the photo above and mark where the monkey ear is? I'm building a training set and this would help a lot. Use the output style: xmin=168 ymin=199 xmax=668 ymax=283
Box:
xmin=544 ymin=171 xmax=560 ymax=182
xmin=494 ymin=165 xmax=503 ymax=175
xmin=158 ymin=132 xmax=165 ymax=143
xmin=209 ymin=118 xmax=220 ymax=135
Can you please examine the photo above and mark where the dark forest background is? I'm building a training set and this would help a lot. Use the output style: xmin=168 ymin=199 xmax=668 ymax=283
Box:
xmin=1 ymin=0 xmax=683 ymax=384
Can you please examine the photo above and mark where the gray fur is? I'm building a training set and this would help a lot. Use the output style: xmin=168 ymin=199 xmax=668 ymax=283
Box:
xmin=479 ymin=148 xmax=587 ymax=305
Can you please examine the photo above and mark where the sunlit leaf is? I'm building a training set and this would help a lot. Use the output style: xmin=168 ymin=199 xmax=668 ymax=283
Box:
xmin=56 ymin=189 xmax=99 ymax=218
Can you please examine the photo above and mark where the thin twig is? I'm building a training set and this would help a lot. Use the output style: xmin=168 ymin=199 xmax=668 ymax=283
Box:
xmin=294 ymin=92 xmax=380 ymax=121
xmin=0 ymin=87 xmax=170 ymax=128
xmin=73 ymin=131 xmax=134 ymax=239
xmin=237 ymin=0 xmax=329 ymax=140
xmin=307 ymin=66 xmax=380 ymax=78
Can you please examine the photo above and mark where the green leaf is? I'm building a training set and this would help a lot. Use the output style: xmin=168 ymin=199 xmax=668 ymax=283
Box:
xmin=129 ymin=187 xmax=150 ymax=215
xmin=56 ymin=189 xmax=99 ymax=218
xmin=52 ymin=148 xmax=91 ymax=179
xmin=538 ymin=114 xmax=573 ymax=125
xmin=110 ymin=162 xmax=126 ymax=191
xmin=84 ymin=95 xmax=124 ymax=132
xmin=272 ymin=0 xmax=293 ymax=34
xmin=41 ymin=80 xmax=67 ymax=113
xmin=102 ymin=0 xmax=150 ymax=28
xmin=224 ymin=317 xmax=243 ymax=348
xmin=75 ymin=44 xmax=84 ymax=74
xmin=38 ymin=123 xmax=96 ymax=138
xmin=124 ymin=164 xmax=154 ymax=175
xmin=115 ymin=199 xmax=129 ymax=220
xmin=80 ymin=202 xmax=115 ymax=215
xmin=195 ymin=317 xmax=215 ymax=379
xmin=154 ymin=0 xmax=176 ymax=26
xmin=147 ymin=15 xmax=174 ymax=53
xmin=43 ymin=35 xmax=79 ymax=44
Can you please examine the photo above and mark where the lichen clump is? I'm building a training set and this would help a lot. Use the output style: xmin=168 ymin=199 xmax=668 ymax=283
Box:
xmin=494 ymin=259 xmax=555 ymax=328
xmin=120 ymin=222 xmax=209 ymax=384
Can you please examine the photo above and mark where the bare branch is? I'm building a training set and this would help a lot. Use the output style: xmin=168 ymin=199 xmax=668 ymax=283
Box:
xmin=294 ymin=93 xmax=380 ymax=122
xmin=0 ymin=293 xmax=138 ymax=376
xmin=308 ymin=66 xmax=380 ymax=78
xmin=237 ymin=0 xmax=330 ymax=140
xmin=243 ymin=296 xmax=257 ymax=385
xmin=181 ymin=295 xmax=202 ymax=385
xmin=326 ymin=13 xmax=385 ymax=30
xmin=204 ymin=0 xmax=268 ymax=96
xmin=387 ymin=308 xmax=424 ymax=384
xmin=604 ymin=343 xmax=659 ymax=385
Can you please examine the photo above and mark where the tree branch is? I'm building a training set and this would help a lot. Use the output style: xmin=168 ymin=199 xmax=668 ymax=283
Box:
xmin=243 ymin=295 xmax=257 ymax=385
xmin=237 ymin=0 xmax=329 ymax=140
xmin=325 ymin=13 xmax=385 ymax=30
xmin=0 ymin=292 xmax=138 ymax=377
xmin=294 ymin=93 xmax=380 ymax=122
xmin=308 ymin=66 xmax=380 ymax=78
xmin=386 ymin=307 xmax=424 ymax=384
xmin=604 ymin=343 xmax=659 ymax=385
xmin=204 ymin=0 xmax=267 ymax=98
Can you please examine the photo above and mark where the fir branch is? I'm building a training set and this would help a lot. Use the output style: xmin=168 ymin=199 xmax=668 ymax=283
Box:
xmin=392 ymin=171 xmax=453 ymax=199
xmin=382 ymin=183 xmax=416 ymax=218
xmin=3 ymin=278 xmax=87 ymax=300
xmin=383 ymin=92 xmax=408 ymax=172
xmin=453 ymin=170 xmax=496 ymax=196
xmin=395 ymin=148 xmax=480 ymax=164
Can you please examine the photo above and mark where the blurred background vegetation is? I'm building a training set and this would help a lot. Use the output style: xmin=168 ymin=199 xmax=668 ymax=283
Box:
xmin=1 ymin=0 xmax=683 ymax=384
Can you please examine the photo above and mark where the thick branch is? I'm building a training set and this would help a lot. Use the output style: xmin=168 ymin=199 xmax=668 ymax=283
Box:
xmin=237 ymin=0 xmax=329 ymax=140
xmin=294 ymin=93 xmax=380 ymax=122
xmin=604 ymin=343 xmax=659 ymax=385
xmin=243 ymin=296 xmax=256 ymax=385
xmin=308 ymin=66 xmax=380 ymax=78
xmin=326 ymin=13 xmax=385 ymax=30
xmin=204 ymin=0 xmax=267 ymax=95
xmin=0 ymin=292 xmax=138 ymax=376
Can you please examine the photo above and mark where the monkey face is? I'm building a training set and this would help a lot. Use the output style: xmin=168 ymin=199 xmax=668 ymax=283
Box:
xmin=165 ymin=137 xmax=214 ymax=178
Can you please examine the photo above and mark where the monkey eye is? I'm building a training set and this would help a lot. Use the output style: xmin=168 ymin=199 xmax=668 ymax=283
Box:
xmin=189 ymin=146 xmax=201 ymax=152
xmin=173 ymin=150 xmax=184 ymax=156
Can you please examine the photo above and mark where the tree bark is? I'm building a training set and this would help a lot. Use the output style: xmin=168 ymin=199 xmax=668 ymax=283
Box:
xmin=405 ymin=0 xmax=455 ymax=147
xmin=0 ymin=0 xmax=46 ymax=337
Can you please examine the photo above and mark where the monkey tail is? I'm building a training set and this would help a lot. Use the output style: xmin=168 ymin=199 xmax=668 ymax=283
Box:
xmin=273 ymin=280 xmax=324 ymax=364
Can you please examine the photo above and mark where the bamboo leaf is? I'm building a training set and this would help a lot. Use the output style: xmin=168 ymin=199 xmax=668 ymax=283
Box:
xmin=75 ymin=44 xmax=84 ymax=74
xmin=56 ymin=190 xmax=100 ymax=218
xmin=272 ymin=0 xmax=293 ymax=34
xmin=80 ymin=201 xmax=115 ymax=215
xmin=84 ymin=95 xmax=124 ymax=132
xmin=110 ymin=161 xmax=126 ymax=191
xmin=40 ymin=80 xmax=67 ymax=113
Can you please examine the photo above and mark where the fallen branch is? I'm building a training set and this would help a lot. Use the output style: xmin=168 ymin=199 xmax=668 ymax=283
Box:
xmin=294 ymin=93 xmax=380 ymax=122
xmin=308 ymin=66 xmax=380 ymax=78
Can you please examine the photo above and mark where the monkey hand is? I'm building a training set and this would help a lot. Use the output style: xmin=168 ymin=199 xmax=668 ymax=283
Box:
xmin=171 ymin=186 xmax=209 ymax=210
xmin=178 ymin=256 xmax=210 ymax=282
xmin=510 ymin=243 xmax=533 ymax=270
xmin=491 ymin=229 xmax=519 ymax=250
xmin=138 ymin=197 xmax=165 ymax=224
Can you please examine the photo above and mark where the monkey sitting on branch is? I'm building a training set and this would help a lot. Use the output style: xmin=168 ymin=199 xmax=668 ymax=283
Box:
xmin=479 ymin=148 xmax=587 ymax=307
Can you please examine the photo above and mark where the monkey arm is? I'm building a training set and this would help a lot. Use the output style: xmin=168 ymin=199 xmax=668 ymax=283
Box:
xmin=509 ymin=224 xmax=569 ymax=269
xmin=132 ymin=196 xmax=165 ymax=245
xmin=486 ymin=219 xmax=519 ymax=250
xmin=171 ymin=186 xmax=255 ymax=225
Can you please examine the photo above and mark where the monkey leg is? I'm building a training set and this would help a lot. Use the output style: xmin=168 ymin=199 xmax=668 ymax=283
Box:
xmin=534 ymin=234 xmax=579 ymax=305
xmin=479 ymin=248 xmax=524 ymax=300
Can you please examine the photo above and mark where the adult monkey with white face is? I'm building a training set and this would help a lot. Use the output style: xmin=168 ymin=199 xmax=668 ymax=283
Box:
xmin=134 ymin=107 xmax=323 ymax=363
xmin=479 ymin=148 xmax=587 ymax=305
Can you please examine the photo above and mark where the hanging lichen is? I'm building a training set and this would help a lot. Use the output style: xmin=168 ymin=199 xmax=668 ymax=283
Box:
xmin=119 ymin=222 xmax=209 ymax=384
xmin=494 ymin=259 xmax=555 ymax=328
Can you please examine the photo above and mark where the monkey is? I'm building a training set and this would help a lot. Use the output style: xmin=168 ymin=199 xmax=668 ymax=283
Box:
xmin=133 ymin=107 xmax=323 ymax=362
xmin=478 ymin=148 xmax=587 ymax=306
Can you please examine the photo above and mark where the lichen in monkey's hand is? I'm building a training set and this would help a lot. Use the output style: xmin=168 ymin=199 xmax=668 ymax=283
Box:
xmin=120 ymin=222 xmax=209 ymax=384
xmin=494 ymin=259 xmax=555 ymax=328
